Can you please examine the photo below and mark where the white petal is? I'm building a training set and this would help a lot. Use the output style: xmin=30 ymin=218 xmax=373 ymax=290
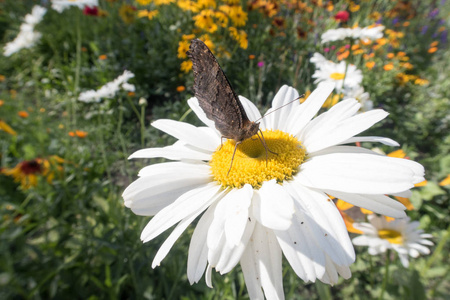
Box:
xmin=298 ymin=98 xmax=361 ymax=142
xmin=286 ymin=182 xmax=355 ymax=266
xmin=242 ymin=224 xmax=285 ymax=300
xmin=123 ymin=165 xmax=211 ymax=216
xmin=140 ymin=183 xmax=222 ymax=242
xmin=264 ymin=85 xmax=300 ymax=131
xmin=152 ymin=211 xmax=199 ymax=268
xmin=339 ymin=136 xmax=399 ymax=147
xmin=137 ymin=161 xmax=209 ymax=177
xmin=205 ymin=264 xmax=213 ymax=288
xmin=187 ymin=202 xmax=217 ymax=284
xmin=252 ymin=180 xmax=294 ymax=230
xmin=297 ymin=153 xmax=424 ymax=194
xmin=325 ymin=190 xmax=407 ymax=218
xmin=310 ymin=145 xmax=384 ymax=157
xmin=239 ymin=96 xmax=264 ymax=124
xmin=129 ymin=142 xmax=211 ymax=161
xmin=274 ymin=213 xmax=326 ymax=282
xmin=240 ymin=246 xmax=265 ymax=299
xmin=222 ymin=185 xmax=253 ymax=247
xmin=152 ymin=119 xmax=219 ymax=151
xmin=303 ymin=109 xmax=389 ymax=153
xmin=187 ymin=97 xmax=217 ymax=130
xmin=288 ymin=82 xmax=335 ymax=136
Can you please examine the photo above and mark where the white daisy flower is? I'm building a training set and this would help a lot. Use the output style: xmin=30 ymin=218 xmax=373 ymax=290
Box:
xmin=3 ymin=6 xmax=47 ymax=57
xmin=343 ymin=86 xmax=373 ymax=112
xmin=321 ymin=25 xmax=384 ymax=43
xmin=123 ymin=83 xmax=424 ymax=298
xmin=352 ymin=215 xmax=433 ymax=267
xmin=311 ymin=58 xmax=362 ymax=92
xmin=78 ymin=70 xmax=135 ymax=103
xmin=51 ymin=0 xmax=99 ymax=13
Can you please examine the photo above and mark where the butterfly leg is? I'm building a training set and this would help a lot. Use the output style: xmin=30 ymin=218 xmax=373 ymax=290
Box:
xmin=218 ymin=136 xmax=226 ymax=151
xmin=227 ymin=141 xmax=241 ymax=176
xmin=257 ymin=130 xmax=277 ymax=167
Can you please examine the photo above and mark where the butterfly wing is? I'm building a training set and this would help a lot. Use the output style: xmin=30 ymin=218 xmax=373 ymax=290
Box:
xmin=187 ymin=39 xmax=250 ymax=140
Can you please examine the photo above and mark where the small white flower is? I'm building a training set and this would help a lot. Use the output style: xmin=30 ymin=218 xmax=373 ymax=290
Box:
xmin=343 ymin=86 xmax=373 ymax=112
xmin=352 ymin=215 xmax=433 ymax=267
xmin=124 ymin=83 xmax=425 ymax=298
xmin=51 ymin=0 xmax=99 ymax=13
xmin=311 ymin=56 xmax=362 ymax=92
xmin=78 ymin=70 xmax=135 ymax=103
xmin=3 ymin=6 xmax=47 ymax=57
xmin=321 ymin=25 xmax=384 ymax=43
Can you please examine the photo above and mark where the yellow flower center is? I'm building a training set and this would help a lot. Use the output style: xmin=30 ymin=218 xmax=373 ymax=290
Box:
xmin=378 ymin=229 xmax=403 ymax=244
xmin=210 ymin=130 xmax=306 ymax=189
xmin=330 ymin=72 xmax=346 ymax=80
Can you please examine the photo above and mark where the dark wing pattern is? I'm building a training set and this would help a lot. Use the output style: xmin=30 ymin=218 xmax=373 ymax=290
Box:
xmin=187 ymin=39 xmax=250 ymax=140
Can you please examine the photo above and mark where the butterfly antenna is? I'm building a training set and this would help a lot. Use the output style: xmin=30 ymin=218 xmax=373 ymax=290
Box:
xmin=254 ymin=94 xmax=305 ymax=122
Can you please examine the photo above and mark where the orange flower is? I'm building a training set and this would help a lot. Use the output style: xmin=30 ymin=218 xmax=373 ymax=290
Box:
xmin=387 ymin=53 xmax=395 ymax=59
xmin=428 ymin=47 xmax=438 ymax=53
xmin=439 ymin=174 xmax=450 ymax=186
xmin=249 ymin=54 xmax=255 ymax=60
xmin=18 ymin=111 xmax=29 ymax=118
xmin=337 ymin=50 xmax=349 ymax=60
xmin=430 ymin=41 xmax=439 ymax=47
xmin=383 ymin=63 xmax=394 ymax=71
xmin=394 ymin=196 xmax=415 ymax=210
xmin=69 ymin=130 xmax=88 ymax=138
xmin=403 ymin=21 xmax=410 ymax=27
xmin=0 ymin=74 xmax=5 ymax=82
xmin=0 ymin=99 xmax=4 ymax=106
xmin=99 ymin=54 xmax=107 ymax=60
xmin=176 ymin=86 xmax=186 ymax=92
xmin=365 ymin=61 xmax=375 ymax=69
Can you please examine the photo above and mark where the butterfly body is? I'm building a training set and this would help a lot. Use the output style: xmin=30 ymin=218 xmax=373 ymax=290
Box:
xmin=187 ymin=39 xmax=271 ymax=174
xmin=187 ymin=39 xmax=260 ymax=143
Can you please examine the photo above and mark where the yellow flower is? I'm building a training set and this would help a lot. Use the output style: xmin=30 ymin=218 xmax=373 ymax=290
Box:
xmin=214 ymin=11 xmax=229 ymax=27
xmin=369 ymin=11 xmax=381 ymax=20
xmin=177 ymin=0 xmax=199 ymax=12
xmin=228 ymin=27 xmax=248 ymax=49
xmin=2 ymin=156 xmax=64 ymax=190
xmin=154 ymin=0 xmax=174 ymax=5
xmin=414 ymin=78 xmax=429 ymax=86
xmin=0 ymin=120 xmax=17 ymax=135
xmin=119 ymin=4 xmax=137 ymax=24
xmin=322 ymin=94 xmax=339 ymax=108
xmin=138 ymin=9 xmax=159 ymax=19
xmin=193 ymin=9 xmax=218 ymax=33
xmin=182 ymin=34 xmax=196 ymax=40
xmin=136 ymin=0 xmax=152 ymax=5
xmin=228 ymin=5 xmax=247 ymax=27
xmin=197 ymin=0 xmax=216 ymax=9
xmin=178 ymin=40 xmax=190 ymax=59
xmin=180 ymin=60 xmax=193 ymax=73
xmin=349 ymin=2 xmax=360 ymax=12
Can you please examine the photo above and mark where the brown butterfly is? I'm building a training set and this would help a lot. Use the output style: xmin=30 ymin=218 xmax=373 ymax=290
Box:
xmin=187 ymin=39 xmax=273 ymax=175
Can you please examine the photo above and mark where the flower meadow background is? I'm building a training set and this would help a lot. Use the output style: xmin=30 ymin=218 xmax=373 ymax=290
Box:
xmin=0 ymin=0 xmax=449 ymax=299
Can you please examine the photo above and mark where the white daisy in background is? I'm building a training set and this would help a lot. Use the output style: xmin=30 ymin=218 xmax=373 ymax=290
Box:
xmin=343 ymin=86 xmax=373 ymax=112
xmin=311 ymin=55 xmax=362 ymax=92
xmin=51 ymin=0 xmax=99 ymax=13
xmin=123 ymin=83 xmax=425 ymax=298
xmin=321 ymin=25 xmax=384 ymax=43
xmin=3 ymin=5 xmax=47 ymax=57
xmin=78 ymin=70 xmax=135 ymax=103
xmin=352 ymin=215 xmax=433 ymax=267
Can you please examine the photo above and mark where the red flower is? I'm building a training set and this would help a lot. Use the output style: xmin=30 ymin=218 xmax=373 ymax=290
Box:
xmin=83 ymin=6 xmax=99 ymax=16
xmin=334 ymin=11 xmax=349 ymax=22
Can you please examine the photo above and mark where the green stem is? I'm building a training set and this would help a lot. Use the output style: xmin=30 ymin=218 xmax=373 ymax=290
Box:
xmin=97 ymin=114 xmax=112 ymax=184
xmin=73 ymin=11 xmax=82 ymax=128
xmin=116 ymin=99 xmax=132 ymax=182
xmin=140 ymin=105 xmax=146 ymax=147
xmin=379 ymin=249 xmax=391 ymax=300
xmin=422 ymin=224 xmax=450 ymax=276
